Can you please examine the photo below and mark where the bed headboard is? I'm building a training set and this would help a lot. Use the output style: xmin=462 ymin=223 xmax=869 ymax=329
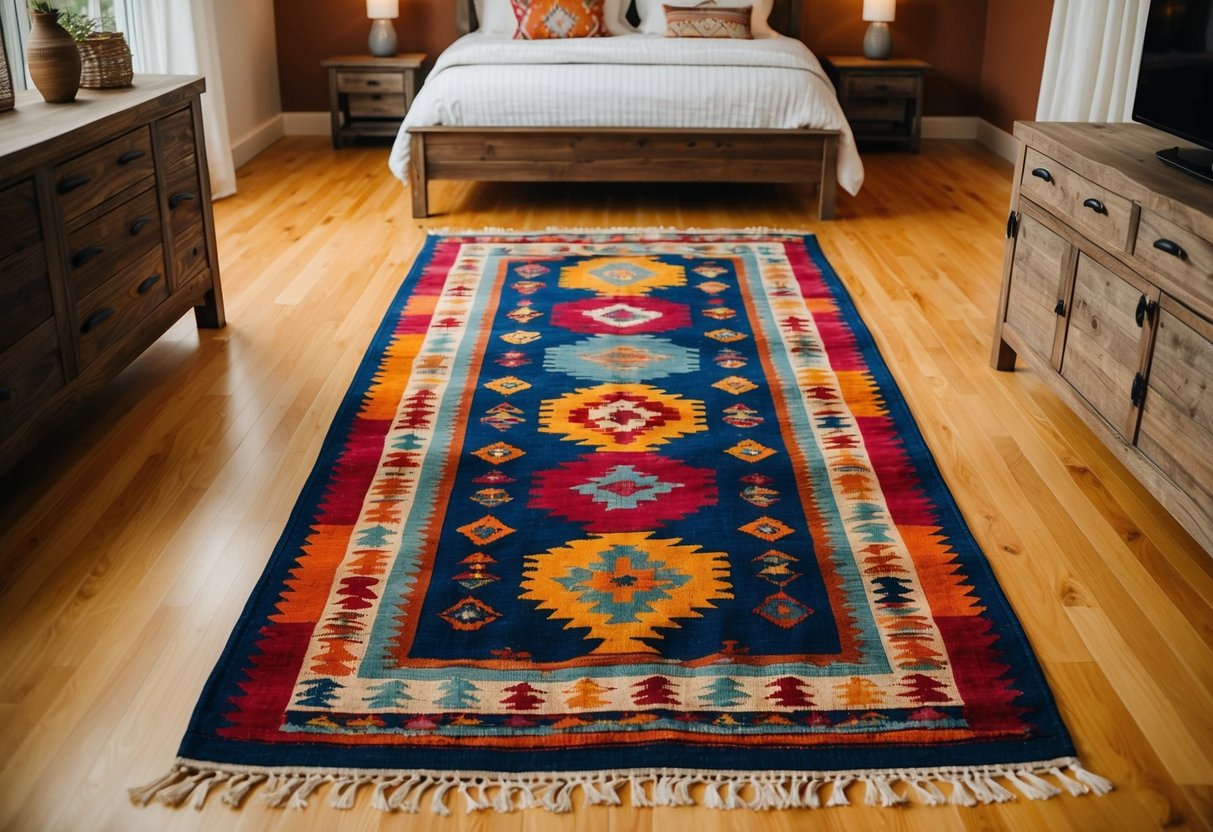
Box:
xmin=457 ymin=0 xmax=802 ymax=39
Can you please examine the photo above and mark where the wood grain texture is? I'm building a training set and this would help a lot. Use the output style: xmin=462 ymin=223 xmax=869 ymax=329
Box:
xmin=0 ymin=137 xmax=1211 ymax=831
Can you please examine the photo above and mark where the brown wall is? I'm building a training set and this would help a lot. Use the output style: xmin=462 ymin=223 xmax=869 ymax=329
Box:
xmin=276 ymin=0 xmax=1053 ymax=129
xmin=979 ymin=0 xmax=1053 ymax=132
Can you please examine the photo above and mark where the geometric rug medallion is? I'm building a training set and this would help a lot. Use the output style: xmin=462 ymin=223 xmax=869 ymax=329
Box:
xmin=132 ymin=231 xmax=1109 ymax=814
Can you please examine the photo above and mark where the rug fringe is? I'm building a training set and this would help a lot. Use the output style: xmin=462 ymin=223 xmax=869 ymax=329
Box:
xmin=129 ymin=758 xmax=1112 ymax=813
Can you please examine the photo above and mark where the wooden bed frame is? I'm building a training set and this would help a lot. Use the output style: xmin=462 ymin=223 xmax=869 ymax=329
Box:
xmin=408 ymin=0 xmax=840 ymax=219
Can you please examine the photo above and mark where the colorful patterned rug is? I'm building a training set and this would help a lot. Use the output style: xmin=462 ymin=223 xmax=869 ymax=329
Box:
xmin=133 ymin=230 xmax=1110 ymax=814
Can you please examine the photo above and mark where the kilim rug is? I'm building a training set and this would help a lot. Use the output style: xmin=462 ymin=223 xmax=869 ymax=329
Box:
xmin=133 ymin=230 xmax=1111 ymax=814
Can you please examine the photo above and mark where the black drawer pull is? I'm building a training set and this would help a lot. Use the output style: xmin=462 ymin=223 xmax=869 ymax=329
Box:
xmin=0 ymin=388 xmax=10 ymax=402
xmin=137 ymin=274 xmax=162 ymax=294
xmin=1031 ymin=167 xmax=1053 ymax=183
xmin=366 ymin=79 xmax=381 ymax=87
xmin=129 ymin=216 xmax=152 ymax=235
xmin=57 ymin=174 xmax=91 ymax=195
xmin=72 ymin=245 xmax=105 ymax=268
xmin=874 ymin=83 xmax=889 ymax=91
xmin=1135 ymin=294 xmax=1147 ymax=327
xmin=81 ymin=307 xmax=115 ymax=334
xmin=1082 ymin=197 xmax=1107 ymax=215
xmin=169 ymin=191 xmax=196 ymax=209
xmin=1152 ymin=238 xmax=1187 ymax=259
xmin=1054 ymin=298 xmax=1066 ymax=316
xmin=117 ymin=149 xmax=146 ymax=166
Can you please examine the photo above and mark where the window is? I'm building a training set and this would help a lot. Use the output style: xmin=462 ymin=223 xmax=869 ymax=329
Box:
xmin=2 ymin=0 xmax=118 ymax=92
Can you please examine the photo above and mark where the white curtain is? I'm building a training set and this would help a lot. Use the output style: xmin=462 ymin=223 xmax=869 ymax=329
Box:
xmin=113 ymin=0 xmax=237 ymax=198
xmin=1037 ymin=0 xmax=1150 ymax=122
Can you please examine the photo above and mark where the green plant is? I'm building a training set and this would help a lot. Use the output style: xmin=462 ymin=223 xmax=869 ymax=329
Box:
xmin=57 ymin=10 xmax=111 ymax=40
xmin=29 ymin=1 xmax=61 ymax=17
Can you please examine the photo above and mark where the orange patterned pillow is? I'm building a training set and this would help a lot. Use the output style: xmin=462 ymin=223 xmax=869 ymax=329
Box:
xmin=663 ymin=3 xmax=752 ymax=37
xmin=512 ymin=0 xmax=606 ymax=38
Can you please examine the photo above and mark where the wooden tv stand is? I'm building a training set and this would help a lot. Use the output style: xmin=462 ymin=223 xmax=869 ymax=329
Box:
xmin=992 ymin=121 xmax=1213 ymax=555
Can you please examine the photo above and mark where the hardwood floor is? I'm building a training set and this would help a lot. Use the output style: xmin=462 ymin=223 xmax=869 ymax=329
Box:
xmin=1 ymin=136 xmax=1211 ymax=831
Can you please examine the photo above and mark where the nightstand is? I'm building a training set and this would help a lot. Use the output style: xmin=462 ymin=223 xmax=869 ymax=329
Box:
xmin=824 ymin=57 xmax=930 ymax=152
xmin=321 ymin=54 xmax=425 ymax=149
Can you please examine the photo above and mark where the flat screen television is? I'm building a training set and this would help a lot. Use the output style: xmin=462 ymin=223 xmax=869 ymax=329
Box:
xmin=1132 ymin=0 xmax=1213 ymax=184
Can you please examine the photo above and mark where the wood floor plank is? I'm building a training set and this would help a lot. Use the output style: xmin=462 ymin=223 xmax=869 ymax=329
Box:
xmin=0 ymin=138 xmax=1209 ymax=831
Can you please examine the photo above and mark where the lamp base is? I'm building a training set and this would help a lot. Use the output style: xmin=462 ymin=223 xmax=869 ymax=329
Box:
xmin=368 ymin=19 xmax=397 ymax=57
xmin=863 ymin=21 xmax=891 ymax=60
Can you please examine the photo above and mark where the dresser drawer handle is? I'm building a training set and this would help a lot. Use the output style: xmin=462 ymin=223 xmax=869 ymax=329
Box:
xmin=874 ymin=83 xmax=889 ymax=91
xmin=129 ymin=216 xmax=152 ymax=235
xmin=169 ymin=191 xmax=196 ymax=209
xmin=136 ymin=274 xmax=162 ymax=294
xmin=57 ymin=174 xmax=92 ymax=195
xmin=1082 ymin=197 xmax=1107 ymax=215
xmin=366 ymin=79 xmax=381 ymax=87
xmin=72 ymin=245 xmax=105 ymax=268
xmin=81 ymin=307 xmax=115 ymax=334
xmin=1031 ymin=167 xmax=1053 ymax=183
xmin=1152 ymin=238 xmax=1187 ymax=259
xmin=117 ymin=150 xmax=146 ymax=166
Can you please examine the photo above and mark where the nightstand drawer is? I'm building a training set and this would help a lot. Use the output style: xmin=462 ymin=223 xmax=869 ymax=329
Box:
xmin=347 ymin=93 xmax=407 ymax=118
xmin=337 ymin=71 xmax=404 ymax=94
xmin=846 ymin=74 xmax=918 ymax=98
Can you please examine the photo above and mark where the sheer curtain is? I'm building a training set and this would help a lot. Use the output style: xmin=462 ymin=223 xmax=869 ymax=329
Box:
xmin=1036 ymin=0 xmax=1150 ymax=122
xmin=113 ymin=0 xmax=237 ymax=197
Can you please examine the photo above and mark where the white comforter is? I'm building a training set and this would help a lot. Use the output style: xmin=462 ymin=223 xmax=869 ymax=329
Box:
xmin=388 ymin=32 xmax=864 ymax=195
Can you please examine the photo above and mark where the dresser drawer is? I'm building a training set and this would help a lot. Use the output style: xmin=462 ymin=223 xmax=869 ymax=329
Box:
xmin=75 ymin=247 xmax=170 ymax=369
xmin=65 ymin=186 xmax=162 ymax=301
xmin=337 ymin=71 xmax=404 ymax=94
xmin=156 ymin=107 xmax=197 ymax=174
xmin=1021 ymin=148 xmax=1135 ymax=253
xmin=0 ymin=319 xmax=66 ymax=437
xmin=171 ymin=221 xmax=210 ymax=290
xmin=0 ymin=178 xmax=42 ymax=261
xmin=347 ymin=92 xmax=407 ymax=118
xmin=0 ymin=246 xmax=54 ymax=353
xmin=54 ymin=126 xmax=155 ymax=221
xmin=163 ymin=166 xmax=204 ymax=239
xmin=846 ymin=74 xmax=918 ymax=98
xmin=1134 ymin=210 xmax=1213 ymax=312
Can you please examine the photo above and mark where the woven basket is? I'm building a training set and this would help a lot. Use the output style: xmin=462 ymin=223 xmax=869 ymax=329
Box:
xmin=78 ymin=32 xmax=133 ymax=89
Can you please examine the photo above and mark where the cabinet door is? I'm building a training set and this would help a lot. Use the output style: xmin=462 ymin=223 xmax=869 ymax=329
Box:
xmin=1137 ymin=301 xmax=1213 ymax=536
xmin=1003 ymin=214 xmax=1071 ymax=365
xmin=1060 ymin=255 xmax=1150 ymax=439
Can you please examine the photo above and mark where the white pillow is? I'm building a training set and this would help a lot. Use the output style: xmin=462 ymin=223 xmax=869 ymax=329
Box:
xmin=636 ymin=0 xmax=773 ymax=36
xmin=476 ymin=0 xmax=636 ymax=34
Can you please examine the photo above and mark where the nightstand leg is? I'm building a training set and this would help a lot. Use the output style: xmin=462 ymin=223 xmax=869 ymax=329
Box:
xmin=327 ymin=68 xmax=342 ymax=149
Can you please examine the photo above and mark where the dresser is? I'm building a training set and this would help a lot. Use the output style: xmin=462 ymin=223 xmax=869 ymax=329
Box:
xmin=992 ymin=121 xmax=1213 ymax=555
xmin=0 ymin=75 xmax=224 ymax=474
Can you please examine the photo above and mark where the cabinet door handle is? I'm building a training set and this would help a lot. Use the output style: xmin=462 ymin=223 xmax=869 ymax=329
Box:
xmin=129 ymin=216 xmax=152 ymax=235
xmin=81 ymin=307 xmax=115 ymax=334
xmin=117 ymin=149 xmax=146 ymax=166
xmin=1006 ymin=210 xmax=1019 ymax=239
xmin=1130 ymin=372 xmax=1147 ymax=407
xmin=1054 ymin=298 xmax=1066 ymax=316
xmin=169 ymin=191 xmax=196 ymax=209
xmin=72 ymin=245 xmax=105 ymax=268
xmin=57 ymin=174 xmax=91 ymax=194
xmin=1082 ymin=197 xmax=1107 ymax=215
xmin=1152 ymin=238 xmax=1187 ymax=259
xmin=136 ymin=274 xmax=162 ymax=294
xmin=1031 ymin=167 xmax=1053 ymax=183
xmin=1135 ymin=294 xmax=1147 ymax=327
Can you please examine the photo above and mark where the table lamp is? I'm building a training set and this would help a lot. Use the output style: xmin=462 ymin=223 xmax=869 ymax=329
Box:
xmin=367 ymin=0 xmax=399 ymax=57
xmin=862 ymin=0 xmax=894 ymax=60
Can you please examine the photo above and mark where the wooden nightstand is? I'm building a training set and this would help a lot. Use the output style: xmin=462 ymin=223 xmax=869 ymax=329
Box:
xmin=824 ymin=57 xmax=930 ymax=152
xmin=321 ymin=54 xmax=425 ymax=149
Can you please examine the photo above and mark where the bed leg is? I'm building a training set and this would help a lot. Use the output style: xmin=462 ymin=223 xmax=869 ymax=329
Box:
xmin=817 ymin=136 xmax=838 ymax=220
xmin=409 ymin=132 xmax=429 ymax=218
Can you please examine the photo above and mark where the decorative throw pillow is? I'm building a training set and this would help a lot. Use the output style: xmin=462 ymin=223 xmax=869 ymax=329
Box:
xmin=483 ymin=0 xmax=631 ymax=35
xmin=512 ymin=0 xmax=606 ymax=38
xmin=664 ymin=3 xmax=752 ymax=37
xmin=636 ymin=0 xmax=774 ymax=36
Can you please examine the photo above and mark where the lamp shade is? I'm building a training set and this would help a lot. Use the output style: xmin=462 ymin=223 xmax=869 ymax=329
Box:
xmin=862 ymin=0 xmax=895 ymax=22
xmin=367 ymin=0 xmax=399 ymax=19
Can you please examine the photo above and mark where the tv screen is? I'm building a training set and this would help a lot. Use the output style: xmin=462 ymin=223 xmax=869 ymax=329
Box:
xmin=1133 ymin=0 xmax=1213 ymax=182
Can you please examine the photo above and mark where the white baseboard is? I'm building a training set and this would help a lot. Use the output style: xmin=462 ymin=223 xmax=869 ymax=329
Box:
xmin=975 ymin=119 xmax=1018 ymax=163
xmin=231 ymin=115 xmax=286 ymax=169
xmin=283 ymin=111 xmax=331 ymax=136
xmin=922 ymin=116 xmax=979 ymax=140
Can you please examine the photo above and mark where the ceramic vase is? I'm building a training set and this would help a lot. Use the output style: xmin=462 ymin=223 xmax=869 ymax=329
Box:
xmin=27 ymin=11 xmax=81 ymax=103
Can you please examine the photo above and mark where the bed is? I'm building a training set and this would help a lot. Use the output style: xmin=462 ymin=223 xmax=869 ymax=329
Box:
xmin=389 ymin=0 xmax=864 ymax=219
